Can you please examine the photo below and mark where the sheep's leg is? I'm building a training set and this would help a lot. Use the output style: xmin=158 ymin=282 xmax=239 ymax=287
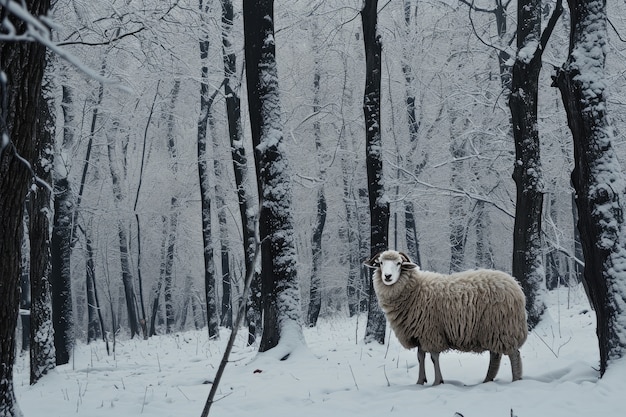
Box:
xmin=483 ymin=351 xmax=502 ymax=382
xmin=431 ymin=352 xmax=444 ymax=385
xmin=416 ymin=347 xmax=427 ymax=385
xmin=509 ymin=350 xmax=523 ymax=381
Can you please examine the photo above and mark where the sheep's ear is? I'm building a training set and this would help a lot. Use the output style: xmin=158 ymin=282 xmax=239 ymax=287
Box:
xmin=364 ymin=253 xmax=382 ymax=269
xmin=401 ymin=261 xmax=419 ymax=271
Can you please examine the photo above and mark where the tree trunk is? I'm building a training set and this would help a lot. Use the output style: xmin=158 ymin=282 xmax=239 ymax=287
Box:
xmin=307 ymin=187 xmax=327 ymax=326
xmin=220 ymin=0 xmax=260 ymax=342
xmin=0 ymin=0 xmax=49 ymax=411
xmin=244 ymin=0 xmax=305 ymax=355
xmin=361 ymin=0 xmax=388 ymax=345
xmin=20 ymin=210 xmax=31 ymax=352
xmin=509 ymin=0 xmax=562 ymax=328
xmin=307 ymin=58 xmax=327 ymax=327
xmin=85 ymin=223 xmax=103 ymax=343
xmin=404 ymin=201 xmax=422 ymax=266
xmin=554 ymin=0 xmax=626 ymax=376
xmin=164 ymin=80 xmax=181 ymax=334
xmin=213 ymin=132 xmax=232 ymax=329
xmin=198 ymin=1 xmax=220 ymax=338
xmin=29 ymin=78 xmax=57 ymax=385
xmin=448 ymin=130 xmax=469 ymax=273
xmin=106 ymin=124 xmax=140 ymax=338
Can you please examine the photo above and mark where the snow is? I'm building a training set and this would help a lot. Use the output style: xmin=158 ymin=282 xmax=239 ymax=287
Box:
xmin=12 ymin=285 xmax=625 ymax=417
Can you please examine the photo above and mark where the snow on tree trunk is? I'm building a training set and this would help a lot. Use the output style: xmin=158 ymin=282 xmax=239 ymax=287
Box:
xmin=307 ymin=43 xmax=327 ymax=327
xmin=105 ymin=123 xmax=140 ymax=338
xmin=29 ymin=79 xmax=56 ymax=385
xmin=554 ymin=0 xmax=626 ymax=376
xmin=0 ymin=0 xmax=49 ymax=411
xmin=362 ymin=0 xmax=388 ymax=345
xmin=220 ymin=0 xmax=260 ymax=343
xmin=509 ymin=0 xmax=562 ymax=329
xmin=198 ymin=0 xmax=219 ymax=339
xmin=50 ymin=176 xmax=73 ymax=364
xmin=244 ymin=0 xmax=305 ymax=356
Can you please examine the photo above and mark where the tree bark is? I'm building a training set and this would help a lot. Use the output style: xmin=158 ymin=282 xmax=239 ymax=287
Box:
xmin=198 ymin=1 xmax=220 ymax=338
xmin=307 ymin=54 xmax=327 ymax=327
xmin=361 ymin=0 xmax=388 ymax=345
xmin=0 ymin=0 xmax=50 ymax=412
xmin=510 ymin=0 xmax=562 ymax=328
xmin=554 ymin=0 xmax=626 ymax=376
xmin=105 ymin=123 xmax=140 ymax=338
xmin=244 ymin=0 xmax=304 ymax=355
xmin=220 ymin=0 xmax=261 ymax=343
xmin=29 ymin=78 xmax=57 ymax=385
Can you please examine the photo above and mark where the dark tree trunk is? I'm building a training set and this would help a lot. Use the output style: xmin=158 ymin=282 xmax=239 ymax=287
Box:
xmin=163 ymin=197 xmax=179 ymax=334
xmin=20 ymin=211 xmax=31 ymax=352
xmin=85 ymin=224 xmax=103 ymax=343
xmin=105 ymin=125 xmax=140 ymax=338
xmin=361 ymin=0 xmax=388 ymax=345
xmin=244 ymin=0 xmax=304 ymax=355
xmin=509 ymin=0 xmax=562 ymax=329
xmin=404 ymin=201 xmax=422 ymax=266
xmin=221 ymin=0 xmax=260 ymax=342
xmin=474 ymin=200 xmax=495 ymax=269
xmin=50 ymin=177 xmax=73 ymax=364
xmin=164 ymin=80 xmax=181 ymax=334
xmin=198 ymin=1 xmax=219 ymax=338
xmin=307 ymin=187 xmax=327 ymax=326
xmin=213 ymin=135 xmax=232 ymax=329
xmin=342 ymin=150 xmax=361 ymax=317
xmin=0 ymin=0 xmax=50 ymax=411
xmin=29 ymin=79 xmax=56 ymax=385
xmin=307 ymin=61 xmax=327 ymax=327
xmin=554 ymin=0 xmax=626 ymax=376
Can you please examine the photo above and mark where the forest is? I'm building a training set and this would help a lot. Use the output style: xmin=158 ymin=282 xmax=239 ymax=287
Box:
xmin=2 ymin=0 xmax=626 ymax=416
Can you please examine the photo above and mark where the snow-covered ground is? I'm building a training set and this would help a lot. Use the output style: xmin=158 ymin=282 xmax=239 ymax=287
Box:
xmin=14 ymin=284 xmax=624 ymax=417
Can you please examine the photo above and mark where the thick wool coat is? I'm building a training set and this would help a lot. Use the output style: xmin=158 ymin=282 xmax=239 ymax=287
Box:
xmin=372 ymin=260 xmax=528 ymax=355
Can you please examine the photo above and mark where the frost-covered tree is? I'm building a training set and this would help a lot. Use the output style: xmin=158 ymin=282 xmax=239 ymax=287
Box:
xmin=554 ymin=0 xmax=626 ymax=376
xmin=29 ymin=77 xmax=56 ymax=385
xmin=244 ymin=0 xmax=305 ymax=356
xmin=362 ymin=0 xmax=388 ymax=344
xmin=0 ymin=0 xmax=50 ymax=413
xmin=509 ymin=0 xmax=562 ymax=328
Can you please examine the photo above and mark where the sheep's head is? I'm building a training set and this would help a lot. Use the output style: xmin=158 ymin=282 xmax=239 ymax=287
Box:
xmin=364 ymin=250 xmax=419 ymax=285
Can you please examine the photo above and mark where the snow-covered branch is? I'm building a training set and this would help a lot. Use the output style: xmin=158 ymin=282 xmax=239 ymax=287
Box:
xmin=0 ymin=0 xmax=121 ymax=87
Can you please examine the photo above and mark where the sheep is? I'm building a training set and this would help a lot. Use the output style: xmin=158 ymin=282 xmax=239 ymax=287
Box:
xmin=364 ymin=250 xmax=528 ymax=386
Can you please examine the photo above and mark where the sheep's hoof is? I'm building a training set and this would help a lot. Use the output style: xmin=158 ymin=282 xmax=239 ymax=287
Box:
xmin=416 ymin=378 xmax=426 ymax=385
xmin=433 ymin=379 xmax=444 ymax=386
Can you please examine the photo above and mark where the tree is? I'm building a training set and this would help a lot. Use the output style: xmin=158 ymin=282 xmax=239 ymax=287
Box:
xmin=220 ymin=0 xmax=260 ymax=343
xmin=554 ymin=0 xmax=626 ymax=376
xmin=29 ymin=76 xmax=56 ymax=384
xmin=362 ymin=0 xmax=388 ymax=344
xmin=244 ymin=0 xmax=305 ymax=356
xmin=0 ymin=0 xmax=50 ymax=413
xmin=306 ymin=16 xmax=327 ymax=327
xmin=198 ymin=0 xmax=219 ymax=339
xmin=509 ymin=0 xmax=562 ymax=328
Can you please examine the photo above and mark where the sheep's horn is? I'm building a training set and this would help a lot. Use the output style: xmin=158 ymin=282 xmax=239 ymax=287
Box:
xmin=364 ymin=252 xmax=382 ymax=269
xmin=398 ymin=252 xmax=412 ymax=263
